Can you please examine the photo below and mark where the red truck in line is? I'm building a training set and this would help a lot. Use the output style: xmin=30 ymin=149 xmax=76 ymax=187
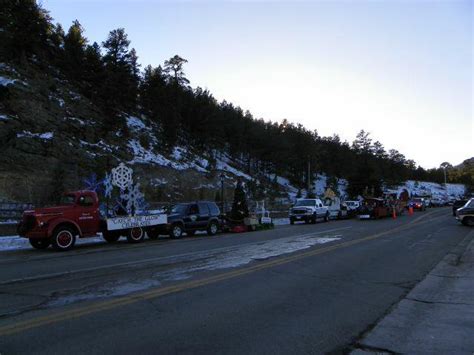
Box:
xmin=17 ymin=190 xmax=166 ymax=251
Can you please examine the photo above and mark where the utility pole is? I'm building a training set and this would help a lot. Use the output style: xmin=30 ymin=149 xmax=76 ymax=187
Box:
xmin=220 ymin=173 xmax=225 ymax=213
xmin=443 ymin=166 xmax=448 ymax=202
xmin=440 ymin=162 xmax=450 ymax=203
xmin=307 ymin=157 xmax=311 ymax=195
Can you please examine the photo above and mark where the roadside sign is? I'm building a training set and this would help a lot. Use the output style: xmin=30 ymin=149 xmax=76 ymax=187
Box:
xmin=107 ymin=214 xmax=167 ymax=231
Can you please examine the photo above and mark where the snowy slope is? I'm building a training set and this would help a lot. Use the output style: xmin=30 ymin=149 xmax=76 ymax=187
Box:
xmin=385 ymin=180 xmax=465 ymax=200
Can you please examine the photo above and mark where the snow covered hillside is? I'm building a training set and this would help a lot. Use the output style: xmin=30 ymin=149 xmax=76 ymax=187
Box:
xmin=385 ymin=180 xmax=465 ymax=200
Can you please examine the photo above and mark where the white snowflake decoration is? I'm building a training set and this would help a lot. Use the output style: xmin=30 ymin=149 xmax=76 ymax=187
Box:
xmin=111 ymin=163 xmax=133 ymax=190
xmin=119 ymin=186 xmax=131 ymax=215
xmin=120 ymin=181 xmax=144 ymax=214
xmin=103 ymin=173 xmax=113 ymax=198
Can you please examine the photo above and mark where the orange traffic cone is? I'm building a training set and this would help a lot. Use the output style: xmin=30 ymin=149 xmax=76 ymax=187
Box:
xmin=408 ymin=206 xmax=414 ymax=215
xmin=392 ymin=208 xmax=397 ymax=219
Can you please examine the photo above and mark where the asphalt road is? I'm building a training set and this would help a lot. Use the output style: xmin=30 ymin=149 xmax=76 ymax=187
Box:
xmin=0 ymin=207 xmax=471 ymax=354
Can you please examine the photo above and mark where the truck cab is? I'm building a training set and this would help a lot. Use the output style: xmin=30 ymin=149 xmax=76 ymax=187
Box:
xmin=289 ymin=198 xmax=329 ymax=224
xmin=358 ymin=198 xmax=390 ymax=219
xmin=456 ymin=198 xmax=474 ymax=226
xmin=18 ymin=191 xmax=101 ymax=250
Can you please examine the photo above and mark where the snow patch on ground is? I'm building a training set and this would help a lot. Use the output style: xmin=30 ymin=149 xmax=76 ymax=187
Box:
xmin=0 ymin=235 xmax=105 ymax=252
xmin=123 ymin=117 xmax=269 ymax=181
xmin=0 ymin=76 xmax=16 ymax=86
xmin=126 ymin=115 xmax=147 ymax=130
xmin=193 ymin=183 xmax=217 ymax=190
xmin=129 ymin=139 xmax=174 ymax=166
xmin=269 ymin=174 xmax=299 ymax=194
xmin=64 ymin=116 xmax=86 ymax=125
xmin=16 ymin=131 xmax=54 ymax=140
xmin=128 ymin=140 xmax=209 ymax=173
xmin=0 ymin=220 xmax=18 ymax=225
xmin=272 ymin=218 xmax=290 ymax=226
xmin=48 ymin=278 xmax=163 ymax=307
xmin=29 ymin=230 xmax=342 ymax=306
xmin=160 ymin=233 xmax=341 ymax=281
xmin=216 ymin=157 xmax=251 ymax=180
xmin=150 ymin=177 xmax=169 ymax=186
xmin=80 ymin=139 xmax=115 ymax=153
xmin=68 ymin=91 xmax=81 ymax=101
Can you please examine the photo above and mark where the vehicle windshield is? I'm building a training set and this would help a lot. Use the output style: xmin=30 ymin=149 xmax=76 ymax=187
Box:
xmin=464 ymin=199 xmax=474 ymax=208
xmin=169 ymin=204 xmax=188 ymax=214
xmin=294 ymin=199 xmax=316 ymax=207
xmin=59 ymin=194 xmax=75 ymax=205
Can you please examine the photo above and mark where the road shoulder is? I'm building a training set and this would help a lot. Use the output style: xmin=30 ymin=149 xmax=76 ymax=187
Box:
xmin=353 ymin=228 xmax=474 ymax=354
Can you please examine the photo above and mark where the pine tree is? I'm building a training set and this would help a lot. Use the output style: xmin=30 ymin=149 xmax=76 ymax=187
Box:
xmin=163 ymin=55 xmax=190 ymax=86
xmin=1 ymin=0 xmax=53 ymax=63
xmin=101 ymin=28 xmax=138 ymax=116
xmin=140 ymin=64 xmax=179 ymax=148
xmin=230 ymin=181 xmax=249 ymax=221
xmin=82 ymin=42 xmax=105 ymax=100
xmin=49 ymin=164 xmax=66 ymax=204
xmin=129 ymin=48 xmax=141 ymax=82
xmin=63 ymin=20 xmax=87 ymax=79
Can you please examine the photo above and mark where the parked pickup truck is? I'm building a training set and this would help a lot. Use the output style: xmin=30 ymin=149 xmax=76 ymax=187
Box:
xmin=17 ymin=190 xmax=167 ymax=251
xmin=289 ymin=198 xmax=329 ymax=224
xmin=455 ymin=198 xmax=474 ymax=226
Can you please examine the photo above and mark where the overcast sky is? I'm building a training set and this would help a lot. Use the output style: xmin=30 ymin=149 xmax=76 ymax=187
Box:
xmin=43 ymin=0 xmax=473 ymax=169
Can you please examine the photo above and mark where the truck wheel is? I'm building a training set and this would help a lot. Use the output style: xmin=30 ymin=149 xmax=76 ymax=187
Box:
xmin=103 ymin=231 xmax=120 ymax=243
xmin=290 ymin=218 xmax=294 ymax=225
xmin=337 ymin=211 xmax=342 ymax=220
xmin=52 ymin=227 xmax=76 ymax=251
xmin=324 ymin=213 xmax=330 ymax=222
xmin=127 ymin=227 xmax=145 ymax=243
xmin=170 ymin=224 xmax=183 ymax=239
xmin=29 ymin=238 xmax=50 ymax=250
xmin=311 ymin=214 xmax=317 ymax=224
xmin=207 ymin=221 xmax=219 ymax=236
xmin=462 ymin=217 xmax=474 ymax=227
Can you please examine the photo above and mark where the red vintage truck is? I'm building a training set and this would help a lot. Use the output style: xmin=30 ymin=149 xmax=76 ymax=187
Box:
xmin=17 ymin=190 xmax=167 ymax=251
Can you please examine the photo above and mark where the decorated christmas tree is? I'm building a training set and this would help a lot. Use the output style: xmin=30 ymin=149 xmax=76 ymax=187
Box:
xmin=230 ymin=180 xmax=249 ymax=221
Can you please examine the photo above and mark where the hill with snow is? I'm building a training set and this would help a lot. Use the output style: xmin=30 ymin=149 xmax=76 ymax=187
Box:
xmin=1 ymin=59 xmax=469 ymax=208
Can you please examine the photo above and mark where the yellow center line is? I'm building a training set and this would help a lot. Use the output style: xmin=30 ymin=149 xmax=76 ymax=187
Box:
xmin=0 ymin=209 xmax=443 ymax=336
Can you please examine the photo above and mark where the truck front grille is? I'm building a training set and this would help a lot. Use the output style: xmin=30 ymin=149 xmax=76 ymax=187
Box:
xmin=17 ymin=215 xmax=36 ymax=235
xmin=292 ymin=209 xmax=308 ymax=214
